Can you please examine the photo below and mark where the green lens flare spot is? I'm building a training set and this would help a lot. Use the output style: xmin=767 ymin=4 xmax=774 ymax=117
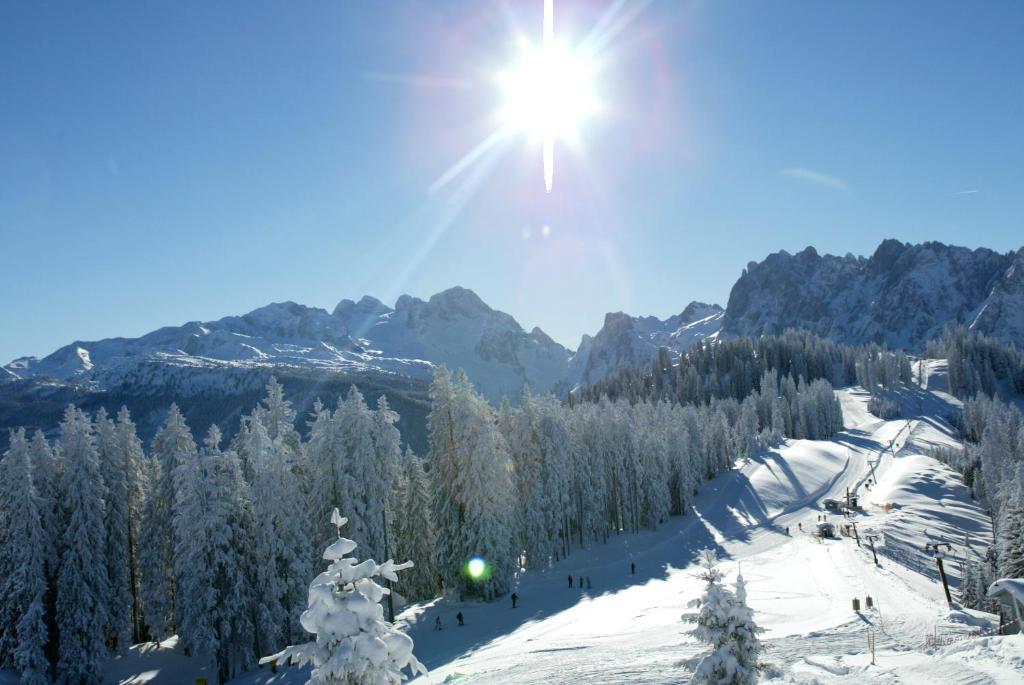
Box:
xmin=465 ymin=557 xmax=490 ymax=581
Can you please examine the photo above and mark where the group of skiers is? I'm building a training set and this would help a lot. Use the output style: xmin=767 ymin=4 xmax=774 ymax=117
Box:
xmin=434 ymin=593 xmax=522 ymax=630
xmin=567 ymin=574 xmax=593 ymax=589
xmin=432 ymin=564 xmax=654 ymax=633
xmin=434 ymin=612 xmax=466 ymax=630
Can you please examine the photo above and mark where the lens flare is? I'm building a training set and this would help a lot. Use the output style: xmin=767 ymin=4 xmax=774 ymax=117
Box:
xmin=466 ymin=557 xmax=489 ymax=580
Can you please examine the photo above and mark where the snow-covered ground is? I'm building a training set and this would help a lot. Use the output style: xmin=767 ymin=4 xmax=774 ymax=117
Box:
xmin=90 ymin=374 xmax=1020 ymax=684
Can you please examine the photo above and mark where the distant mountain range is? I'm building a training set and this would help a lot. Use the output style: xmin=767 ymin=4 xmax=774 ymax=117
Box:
xmin=721 ymin=239 xmax=1024 ymax=349
xmin=3 ymin=239 xmax=1021 ymax=448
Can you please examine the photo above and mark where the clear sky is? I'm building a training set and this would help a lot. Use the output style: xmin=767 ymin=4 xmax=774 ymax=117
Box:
xmin=2 ymin=1 xmax=1023 ymax=363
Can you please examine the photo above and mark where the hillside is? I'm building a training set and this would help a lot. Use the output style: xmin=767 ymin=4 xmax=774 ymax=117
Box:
xmin=77 ymin=369 xmax=1023 ymax=685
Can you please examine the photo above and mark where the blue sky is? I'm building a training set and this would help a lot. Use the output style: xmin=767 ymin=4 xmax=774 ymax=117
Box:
xmin=2 ymin=1 xmax=1023 ymax=363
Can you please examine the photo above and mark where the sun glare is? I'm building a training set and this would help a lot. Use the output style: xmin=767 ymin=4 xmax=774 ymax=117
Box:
xmin=498 ymin=0 xmax=598 ymax=192
xmin=498 ymin=41 xmax=598 ymax=144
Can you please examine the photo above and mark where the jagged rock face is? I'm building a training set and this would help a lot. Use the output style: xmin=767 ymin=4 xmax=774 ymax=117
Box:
xmin=3 ymin=286 xmax=570 ymax=404
xmin=565 ymin=302 xmax=724 ymax=390
xmin=970 ymin=250 xmax=1024 ymax=344
xmin=722 ymin=240 xmax=1021 ymax=350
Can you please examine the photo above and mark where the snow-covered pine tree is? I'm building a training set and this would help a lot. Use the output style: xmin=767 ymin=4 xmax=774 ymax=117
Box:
xmin=0 ymin=429 xmax=51 ymax=684
xmin=94 ymin=407 xmax=134 ymax=652
xmin=682 ymin=549 xmax=761 ymax=685
xmin=245 ymin=415 xmax=313 ymax=654
xmin=306 ymin=397 xmax=345 ymax=570
xmin=997 ymin=468 xmax=1024 ymax=579
xmin=137 ymin=454 xmax=169 ymax=642
xmin=531 ymin=393 xmax=574 ymax=560
xmin=502 ymin=390 xmax=553 ymax=569
xmin=369 ymin=395 xmax=401 ymax=559
xmin=450 ymin=372 xmax=516 ymax=599
xmin=205 ymin=429 xmax=258 ymax=683
xmin=960 ymin=559 xmax=979 ymax=609
xmin=336 ymin=386 xmax=379 ymax=558
xmin=171 ymin=430 xmax=217 ymax=660
xmin=55 ymin=405 xmax=110 ymax=685
xmin=141 ymin=404 xmax=197 ymax=639
xmin=428 ymin=367 xmax=463 ymax=594
xmin=394 ymin=448 xmax=438 ymax=600
xmin=429 ymin=369 xmax=517 ymax=599
xmin=638 ymin=402 xmax=671 ymax=530
xmin=254 ymin=376 xmax=303 ymax=451
xmin=260 ymin=508 xmax=426 ymax=685
xmin=730 ymin=569 xmax=763 ymax=681
xmin=28 ymin=430 xmax=60 ymax=582
xmin=114 ymin=407 xmax=148 ymax=643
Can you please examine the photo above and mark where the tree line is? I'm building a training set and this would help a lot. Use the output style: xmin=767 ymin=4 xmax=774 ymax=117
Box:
xmin=925 ymin=326 xmax=1024 ymax=399
xmin=0 ymin=355 xmax=850 ymax=684
xmin=931 ymin=394 xmax=1024 ymax=613
xmin=577 ymin=330 xmax=890 ymax=426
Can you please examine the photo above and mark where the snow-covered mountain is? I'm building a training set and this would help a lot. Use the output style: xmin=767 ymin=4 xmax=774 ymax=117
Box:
xmin=3 ymin=287 xmax=570 ymax=404
xmin=5 ymin=239 xmax=1023 ymax=446
xmin=721 ymin=239 xmax=1023 ymax=350
xmin=566 ymin=302 xmax=723 ymax=390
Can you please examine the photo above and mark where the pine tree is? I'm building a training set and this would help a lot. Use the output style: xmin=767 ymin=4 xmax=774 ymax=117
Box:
xmin=28 ymin=430 xmax=60 ymax=580
xmin=394 ymin=449 xmax=438 ymax=600
xmin=730 ymin=570 xmax=763 ymax=682
xmin=206 ymin=432 xmax=258 ymax=684
xmin=307 ymin=397 xmax=345 ymax=570
xmin=0 ymin=429 xmax=51 ymax=684
xmin=55 ymin=406 xmax=110 ymax=685
xmin=260 ymin=508 xmax=426 ymax=685
xmin=369 ymin=395 xmax=401 ymax=560
xmin=449 ymin=372 xmax=515 ymax=599
xmin=137 ymin=455 xmax=169 ymax=642
xmin=114 ymin=407 xmax=148 ymax=643
xmin=140 ymin=404 xmax=197 ymax=640
xmin=336 ymin=386 xmax=378 ymax=558
xmin=171 ymin=431 xmax=217 ymax=659
xmin=428 ymin=367 xmax=463 ymax=593
xmin=682 ymin=550 xmax=761 ymax=685
xmin=997 ymin=473 xmax=1024 ymax=579
xmin=245 ymin=415 xmax=313 ymax=654
xmin=95 ymin=408 xmax=134 ymax=652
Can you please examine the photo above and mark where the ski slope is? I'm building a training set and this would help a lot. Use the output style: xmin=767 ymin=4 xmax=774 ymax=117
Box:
xmin=393 ymin=380 xmax=1014 ymax=684
xmin=80 ymin=374 xmax=1020 ymax=684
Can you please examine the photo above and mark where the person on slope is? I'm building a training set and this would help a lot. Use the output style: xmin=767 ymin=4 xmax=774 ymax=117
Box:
xmin=568 ymin=574 xmax=573 ymax=588
xmin=435 ymin=616 xmax=443 ymax=631
xmin=511 ymin=593 xmax=519 ymax=608
xmin=456 ymin=612 xmax=464 ymax=627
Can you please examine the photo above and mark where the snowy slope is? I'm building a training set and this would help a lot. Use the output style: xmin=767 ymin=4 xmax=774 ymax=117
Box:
xmin=566 ymin=302 xmax=723 ymax=390
xmin=81 ymin=378 xmax=1021 ymax=685
xmin=387 ymin=383 xmax=1006 ymax=684
xmin=3 ymin=288 xmax=570 ymax=404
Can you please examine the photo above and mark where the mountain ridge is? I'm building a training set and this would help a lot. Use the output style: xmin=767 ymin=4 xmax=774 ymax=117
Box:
xmin=5 ymin=239 xmax=1023 ymax=441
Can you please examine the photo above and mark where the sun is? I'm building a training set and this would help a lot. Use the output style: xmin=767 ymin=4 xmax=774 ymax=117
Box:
xmin=498 ymin=41 xmax=597 ymax=143
xmin=497 ymin=0 xmax=598 ymax=191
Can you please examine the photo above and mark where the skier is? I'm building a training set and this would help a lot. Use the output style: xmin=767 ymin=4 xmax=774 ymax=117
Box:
xmin=630 ymin=562 xmax=636 ymax=575
xmin=785 ymin=526 xmax=790 ymax=535
xmin=456 ymin=612 xmax=464 ymax=627
xmin=511 ymin=592 xmax=519 ymax=608
xmin=568 ymin=574 xmax=573 ymax=588
xmin=434 ymin=616 xmax=442 ymax=631
xmin=798 ymin=522 xmax=803 ymax=532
